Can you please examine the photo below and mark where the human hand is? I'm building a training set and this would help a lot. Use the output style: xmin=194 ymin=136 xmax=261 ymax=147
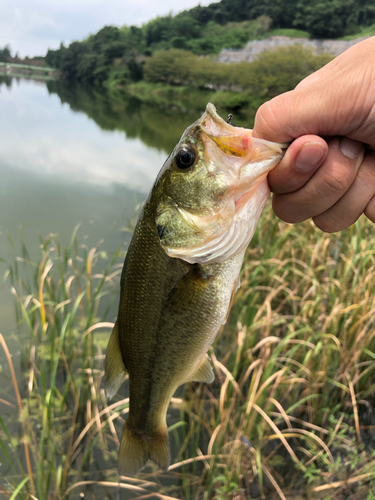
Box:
xmin=252 ymin=36 xmax=375 ymax=232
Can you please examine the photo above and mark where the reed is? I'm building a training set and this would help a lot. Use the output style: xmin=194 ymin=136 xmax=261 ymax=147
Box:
xmin=1 ymin=209 xmax=375 ymax=499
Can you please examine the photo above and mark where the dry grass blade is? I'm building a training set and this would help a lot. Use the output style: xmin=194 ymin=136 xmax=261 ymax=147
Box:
xmin=70 ymin=399 xmax=129 ymax=462
xmin=38 ymin=257 xmax=53 ymax=331
xmin=211 ymin=353 xmax=241 ymax=394
xmin=0 ymin=485 xmax=11 ymax=498
xmin=311 ymin=472 xmax=374 ymax=492
xmin=0 ymin=398 xmax=15 ymax=408
xmin=169 ymin=454 xmax=227 ymax=470
xmin=261 ymin=462 xmax=287 ymax=500
xmin=83 ymin=321 xmax=115 ymax=339
xmin=63 ymin=480 xmax=149 ymax=497
xmin=252 ymin=404 xmax=305 ymax=471
xmin=348 ymin=378 xmax=361 ymax=444
xmin=0 ymin=334 xmax=35 ymax=496
xmin=134 ymin=492 xmax=182 ymax=500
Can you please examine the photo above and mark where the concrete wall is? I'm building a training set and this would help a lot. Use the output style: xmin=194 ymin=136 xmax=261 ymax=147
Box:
xmin=218 ymin=35 xmax=370 ymax=63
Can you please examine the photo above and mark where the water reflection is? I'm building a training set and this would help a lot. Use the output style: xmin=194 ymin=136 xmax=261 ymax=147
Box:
xmin=0 ymin=77 xmax=168 ymax=192
xmin=46 ymin=80 xmax=203 ymax=154
xmin=0 ymin=75 xmax=202 ymax=498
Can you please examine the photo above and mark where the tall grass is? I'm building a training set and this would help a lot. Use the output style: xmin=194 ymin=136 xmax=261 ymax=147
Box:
xmin=1 ymin=210 xmax=375 ymax=499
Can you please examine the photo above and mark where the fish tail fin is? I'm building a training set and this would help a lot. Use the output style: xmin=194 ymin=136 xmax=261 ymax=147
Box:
xmin=147 ymin=426 xmax=170 ymax=472
xmin=118 ymin=421 xmax=170 ymax=476
xmin=105 ymin=321 xmax=127 ymax=400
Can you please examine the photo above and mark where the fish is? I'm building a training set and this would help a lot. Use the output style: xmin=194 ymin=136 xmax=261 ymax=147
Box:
xmin=105 ymin=103 xmax=286 ymax=475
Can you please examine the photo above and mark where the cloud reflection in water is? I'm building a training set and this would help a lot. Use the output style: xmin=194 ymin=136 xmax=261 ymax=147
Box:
xmin=0 ymin=78 xmax=165 ymax=192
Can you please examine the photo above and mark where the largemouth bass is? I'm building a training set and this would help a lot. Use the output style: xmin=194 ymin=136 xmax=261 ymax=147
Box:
xmin=105 ymin=103 xmax=286 ymax=475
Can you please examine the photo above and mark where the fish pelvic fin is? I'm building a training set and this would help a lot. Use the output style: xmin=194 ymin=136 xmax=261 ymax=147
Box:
xmin=118 ymin=422 xmax=170 ymax=476
xmin=188 ymin=354 xmax=215 ymax=384
xmin=105 ymin=321 xmax=127 ymax=400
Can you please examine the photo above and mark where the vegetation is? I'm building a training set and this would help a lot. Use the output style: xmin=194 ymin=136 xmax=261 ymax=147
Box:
xmin=123 ymin=45 xmax=332 ymax=115
xmin=1 ymin=209 xmax=375 ymax=498
xmin=43 ymin=0 xmax=374 ymax=92
xmin=142 ymin=45 xmax=331 ymax=95
xmin=340 ymin=21 xmax=375 ymax=40
xmin=42 ymin=43 xmax=330 ymax=140
xmin=0 ymin=45 xmax=11 ymax=63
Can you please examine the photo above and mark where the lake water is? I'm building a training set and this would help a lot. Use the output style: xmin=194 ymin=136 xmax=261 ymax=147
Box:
xmin=0 ymin=76 xmax=204 ymax=498
xmin=0 ymin=76 xmax=204 ymax=335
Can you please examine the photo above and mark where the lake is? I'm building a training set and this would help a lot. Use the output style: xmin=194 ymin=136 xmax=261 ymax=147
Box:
xmin=0 ymin=76 xmax=206 ymax=338
xmin=0 ymin=76 xmax=211 ymax=499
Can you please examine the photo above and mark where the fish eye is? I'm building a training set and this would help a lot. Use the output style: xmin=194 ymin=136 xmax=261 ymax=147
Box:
xmin=175 ymin=147 xmax=196 ymax=170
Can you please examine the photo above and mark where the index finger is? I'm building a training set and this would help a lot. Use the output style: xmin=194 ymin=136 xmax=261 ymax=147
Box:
xmin=268 ymin=135 xmax=328 ymax=194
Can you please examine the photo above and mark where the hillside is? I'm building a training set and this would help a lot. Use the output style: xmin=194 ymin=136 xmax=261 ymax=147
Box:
xmin=43 ymin=0 xmax=375 ymax=86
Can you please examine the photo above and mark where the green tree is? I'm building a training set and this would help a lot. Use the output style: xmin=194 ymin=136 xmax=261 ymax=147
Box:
xmin=0 ymin=44 xmax=11 ymax=63
xmin=92 ymin=26 xmax=121 ymax=51
xmin=143 ymin=49 xmax=199 ymax=84
xmin=60 ymin=42 xmax=91 ymax=81
xmin=240 ymin=45 xmax=333 ymax=96
xmin=293 ymin=0 xmax=355 ymax=38
xmin=45 ymin=44 xmax=66 ymax=68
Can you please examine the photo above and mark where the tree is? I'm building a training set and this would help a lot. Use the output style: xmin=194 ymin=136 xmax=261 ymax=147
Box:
xmin=93 ymin=26 xmax=121 ymax=51
xmin=143 ymin=49 xmax=199 ymax=85
xmin=293 ymin=0 xmax=354 ymax=38
xmin=0 ymin=45 xmax=11 ymax=63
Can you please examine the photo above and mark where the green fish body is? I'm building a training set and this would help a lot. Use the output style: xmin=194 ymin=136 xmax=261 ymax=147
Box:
xmin=105 ymin=104 xmax=286 ymax=475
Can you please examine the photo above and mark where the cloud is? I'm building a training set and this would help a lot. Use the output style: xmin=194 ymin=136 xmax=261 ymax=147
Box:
xmin=0 ymin=0 xmax=218 ymax=57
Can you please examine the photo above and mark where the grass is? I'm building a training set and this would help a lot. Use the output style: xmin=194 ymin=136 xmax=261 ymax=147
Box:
xmin=260 ymin=29 xmax=311 ymax=39
xmin=1 ymin=210 xmax=375 ymax=498
xmin=340 ymin=23 xmax=375 ymax=40
xmin=123 ymin=81 xmax=215 ymax=112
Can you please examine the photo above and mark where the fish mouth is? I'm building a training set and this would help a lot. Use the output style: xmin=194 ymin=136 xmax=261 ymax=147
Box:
xmin=200 ymin=103 xmax=286 ymax=218
xmin=160 ymin=104 xmax=288 ymax=264
xmin=202 ymin=103 xmax=288 ymax=159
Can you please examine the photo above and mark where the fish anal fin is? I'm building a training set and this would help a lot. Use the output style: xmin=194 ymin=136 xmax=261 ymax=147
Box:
xmin=188 ymin=354 xmax=215 ymax=384
xmin=105 ymin=321 xmax=127 ymax=400
xmin=118 ymin=422 xmax=170 ymax=476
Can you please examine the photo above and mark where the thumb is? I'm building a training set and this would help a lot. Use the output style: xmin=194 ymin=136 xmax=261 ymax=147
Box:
xmin=252 ymin=83 xmax=337 ymax=143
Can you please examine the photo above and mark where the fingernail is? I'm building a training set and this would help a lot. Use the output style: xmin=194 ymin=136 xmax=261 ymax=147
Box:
xmin=295 ymin=142 xmax=326 ymax=172
xmin=340 ymin=137 xmax=363 ymax=159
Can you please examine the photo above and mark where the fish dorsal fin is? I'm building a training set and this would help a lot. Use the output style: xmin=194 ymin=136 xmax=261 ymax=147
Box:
xmin=188 ymin=354 xmax=215 ymax=384
xmin=105 ymin=321 xmax=127 ymax=400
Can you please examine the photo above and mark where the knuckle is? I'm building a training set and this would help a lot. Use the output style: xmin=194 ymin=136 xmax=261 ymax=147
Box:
xmin=272 ymin=195 xmax=306 ymax=224
xmin=313 ymin=215 xmax=342 ymax=233
xmin=320 ymin=168 xmax=353 ymax=195
xmin=254 ymin=97 xmax=287 ymax=140
xmin=313 ymin=211 xmax=352 ymax=233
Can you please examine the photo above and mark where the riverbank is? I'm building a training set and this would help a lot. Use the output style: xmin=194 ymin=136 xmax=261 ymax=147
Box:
xmin=113 ymin=81 xmax=261 ymax=125
xmin=106 ymin=43 xmax=331 ymax=119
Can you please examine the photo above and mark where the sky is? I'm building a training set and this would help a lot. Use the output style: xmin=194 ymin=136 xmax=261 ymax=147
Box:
xmin=0 ymin=0 xmax=218 ymax=58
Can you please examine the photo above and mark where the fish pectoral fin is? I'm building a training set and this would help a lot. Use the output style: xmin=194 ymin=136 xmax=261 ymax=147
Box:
xmin=105 ymin=321 xmax=127 ymax=400
xmin=188 ymin=354 xmax=215 ymax=384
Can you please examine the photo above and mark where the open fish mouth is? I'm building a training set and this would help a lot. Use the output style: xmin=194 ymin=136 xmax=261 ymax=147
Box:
xmin=158 ymin=103 xmax=287 ymax=264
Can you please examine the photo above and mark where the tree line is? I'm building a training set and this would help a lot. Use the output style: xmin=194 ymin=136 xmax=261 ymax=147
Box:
xmin=43 ymin=0 xmax=373 ymax=89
